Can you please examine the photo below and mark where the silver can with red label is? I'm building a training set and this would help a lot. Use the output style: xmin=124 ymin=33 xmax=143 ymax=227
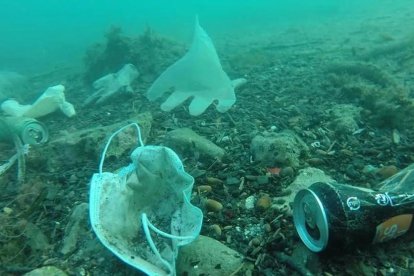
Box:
xmin=293 ymin=164 xmax=414 ymax=252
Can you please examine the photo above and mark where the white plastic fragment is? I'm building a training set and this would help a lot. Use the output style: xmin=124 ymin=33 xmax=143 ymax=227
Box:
xmin=1 ymin=84 xmax=75 ymax=118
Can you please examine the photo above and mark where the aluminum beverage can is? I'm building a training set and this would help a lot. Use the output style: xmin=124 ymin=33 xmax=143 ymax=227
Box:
xmin=0 ymin=117 xmax=48 ymax=144
xmin=293 ymin=165 xmax=414 ymax=252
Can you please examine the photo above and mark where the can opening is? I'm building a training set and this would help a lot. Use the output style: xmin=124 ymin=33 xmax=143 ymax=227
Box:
xmin=21 ymin=121 xmax=48 ymax=144
xmin=293 ymin=188 xmax=329 ymax=252
xmin=305 ymin=218 xmax=321 ymax=240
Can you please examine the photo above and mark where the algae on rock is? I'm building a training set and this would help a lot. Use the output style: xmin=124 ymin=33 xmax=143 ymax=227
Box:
xmin=326 ymin=62 xmax=414 ymax=128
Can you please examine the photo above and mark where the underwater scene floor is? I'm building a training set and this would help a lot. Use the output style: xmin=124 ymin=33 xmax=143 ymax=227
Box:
xmin=1 ymin=9 xmax=414 ymax=276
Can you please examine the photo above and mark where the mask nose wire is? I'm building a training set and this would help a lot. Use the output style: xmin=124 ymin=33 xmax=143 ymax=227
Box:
xmin=98 ymin=123 xmax=144 ymax=175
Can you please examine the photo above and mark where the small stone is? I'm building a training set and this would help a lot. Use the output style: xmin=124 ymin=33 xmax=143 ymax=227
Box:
xmin=68 ymin=174 xmax=78 ymax=184
xmin=205 ymin=199 xmax=223 ymax=212
xmin=226 ymin=176 xmax=240 ymax=186
xmin=164 ymin=128 xmax=225 ymax=160
xmin=3 ymin=207 xmax=13 ymax=215
xmin=245 ymin=196 xmax=255 ymax=210
xmin=362 ymin=165 xmax=378 ymax=174
xmin=280 ymin=166 xmax=294 ymax=177
xmin=392 ymin=129 xmax=400 ymax=144
xmin=250 ymin=237 xmax=261 ymax=246
xmin=376 ymin=165 xmax=398 ymax=179
xmin=176 ymin=235 xmax=243 ymax=275
xmin=209 ymin=224 xmax=222 ymax=237
xmin=61 ymin=203 xmax=89 ymax=255
xmin=308 ymin=158 xmax=324 ymax=166
xmin=256 ymin=175 xmax=269 ymax=185
xmin=197 ymin=185 xmax=212 ymax=193
xmin=245 ymin=175 xmax=258 ymax=181
xmin=206 ymin=177 xmax=223 ymax=185
xmin=264 ymin=223 xmax=272 ymax=232
xmin=256 ymin=195 xmax=271 ymax=210
xmin=24 ymin=266 xmax=67 ymax=276
xmin=340 ymin=149 xmax=354 ymax=157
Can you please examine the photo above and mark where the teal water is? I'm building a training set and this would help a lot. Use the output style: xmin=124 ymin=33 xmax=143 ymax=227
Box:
xmin=1 ymin=1 xmax=414 ymax=275
xmin=1 ymin=0 xmax=410 ymax=73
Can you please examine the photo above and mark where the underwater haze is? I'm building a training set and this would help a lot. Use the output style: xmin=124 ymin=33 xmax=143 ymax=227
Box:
xmin=1 ymin=0 xmax=414 ymax=275
xmin=0 ymin=0 xmax=408 ymax=73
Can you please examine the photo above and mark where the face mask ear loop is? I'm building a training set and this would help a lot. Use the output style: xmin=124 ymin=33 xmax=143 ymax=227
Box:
xmin=98 ymin=123 xmax=144 ymax=175
xmin=141 ymin=213 xmax=174 ymax=275
xmin=142 ymin=213 xmax=194 ymax=241
xmin=141 ymin=213 xmax=194 ymax=275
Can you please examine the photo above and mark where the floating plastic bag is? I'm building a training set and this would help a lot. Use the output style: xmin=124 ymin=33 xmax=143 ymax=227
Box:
xmin=147 ymin=17 xmax=246 ymax=116
xmin=89 ymin=123 xmax=203 ymax=275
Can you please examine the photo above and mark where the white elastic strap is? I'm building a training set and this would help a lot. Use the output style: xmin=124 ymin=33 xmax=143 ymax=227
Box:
xmin=141 ymin=213 xmax=194 ymax=275
xmin=98 ymin=123 xmax=144 ymax=174
xmin=141 ymin=213 xmax=174 ymax=274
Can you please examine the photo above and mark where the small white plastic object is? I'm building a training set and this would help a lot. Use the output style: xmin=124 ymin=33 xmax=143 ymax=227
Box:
xmin=1 ymin=84 xmax=75 ymax=118
xmin=84 ymin=63 xmax=139 ymax=105
xmin=89 ymin=123 xmax=203 ymax=275
xmin=147 ymin=17 xmax=246 ymax=116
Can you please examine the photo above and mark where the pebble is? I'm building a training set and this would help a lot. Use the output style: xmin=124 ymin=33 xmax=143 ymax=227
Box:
xmin=206 ymin=177 xmax=223 ymax=185
xmin=280 ymin=166 xmax=294 ymax=177
xmin=245 ymin=175 xmax=257 ymax=181
xmin=392 ymin=129 xmax=400 ymax=144
xmin=209 ymin=224 xmax=222 ymax=237
xmin=362 ymin=164 xmax=378 ymax=174
xmin=345 ymin=165 xmax=360 ymax=179
xmin=226 ymin=176 xmax=240 ymax=185
xmin=340 ymin=149 xmax=354 ymax=157
xmin=197 ymin=185 xmax=212 ymax=193
xmin=3 ymin=207 xmax=13 ymax=215
xmin=376 ymin=165 xmax=398 ymax=179
xmin=256 ymin=195 xmax=272 ymax=210
xmin=250 ymin=237 xmax=261 ymax=246
xmin=24 ymin=266 xmax=67 ymax=276
xmin=68 ymin=174 xmax=78 ymax=184
xmin=205 ymin=199 xmax=223 ymax=212
xmin=256 ymin=175 xmax=269 ymax=185
xmin=308 ymin=157 xmax=324 ymax=166
xmin=245 ymin=196 xmax=256 ymax=209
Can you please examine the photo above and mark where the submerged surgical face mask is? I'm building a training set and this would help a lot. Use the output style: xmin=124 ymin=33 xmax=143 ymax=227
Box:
xmin=89 ymin=123 xmax=203 ymax=275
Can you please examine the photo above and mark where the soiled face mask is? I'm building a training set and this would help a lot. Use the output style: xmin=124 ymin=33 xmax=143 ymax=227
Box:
xmin=89 ymin=123 xmax=203 ymax=275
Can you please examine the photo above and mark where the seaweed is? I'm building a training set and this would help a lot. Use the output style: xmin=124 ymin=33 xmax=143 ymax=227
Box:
xmin=83 ymin=26 xmax=184 ymax=84
xmin=129 ymin=26 xmax=185 ymax=81
xmin=326 ymin=62 xmax=395 ymax=87
xmin=361 ymin=36 xmax=414 ymax=61
xmin=84 ymin=26 xmax=131 ymax=84
xmin=326 ymin=62 xmax=414 ymax=129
